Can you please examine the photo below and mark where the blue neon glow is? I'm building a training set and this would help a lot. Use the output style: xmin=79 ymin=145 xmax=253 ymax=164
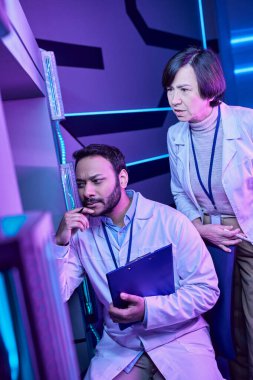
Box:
xmin=197 ymin=0 xmax=207 ymax=49
xmin=55 ymin=121 xmax=66 ymax=164
xmin=65 ymin=107 xmax=172 ymax=117
xmin=0 ymin=274 xmax=19 ymax=380
xmin=231 ymin=35 xmax=253 ymax=45
xmin=126 ymin=154 xmax=169 ymax=167
xmin=234 ymin=66 xmax=253 ymax=74
xmin=0 ymin=215 xmax=27 ymax=238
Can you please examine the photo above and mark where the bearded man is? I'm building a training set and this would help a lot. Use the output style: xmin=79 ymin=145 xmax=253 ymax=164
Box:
xmin=54 ymin=144 xmax=223 ymax=380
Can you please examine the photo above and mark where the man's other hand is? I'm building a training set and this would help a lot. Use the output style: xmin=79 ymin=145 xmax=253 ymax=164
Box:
xmin=109 ymin=293 xmax=145 ymax=325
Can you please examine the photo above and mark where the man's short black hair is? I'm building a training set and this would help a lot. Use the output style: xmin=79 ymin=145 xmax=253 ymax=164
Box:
xmin=162 ymin=46 xmax=226 ymax=107
xmin=73 ymin=144 xmax=127 ymax=174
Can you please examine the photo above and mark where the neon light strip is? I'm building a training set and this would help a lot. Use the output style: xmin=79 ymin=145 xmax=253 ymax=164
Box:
xmin=126 ymin=154 xmax=169 ymax=167
xmin=65 ymin=107 xmax=172 ymax=117
xmin=234 ymin=66 xmax=253 ymax=74
xmin=231 ymin=35 xmax=253 ymax=45
xmin=55 ymin=121 xmax=66 ymax=164
xmin=45 ymin=57 xmax=60 ymax=118
xmin=0 ymin=274 xmax=19 ymax=380
xmin=197 ymin=0 xmax=207 ymax=49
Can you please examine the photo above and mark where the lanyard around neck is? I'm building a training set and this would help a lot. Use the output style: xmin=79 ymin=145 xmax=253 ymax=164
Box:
xmin=102 ymin=215 xmax=135 ymax=269
xmin=189 ymin=105 xmax=221 ymax=210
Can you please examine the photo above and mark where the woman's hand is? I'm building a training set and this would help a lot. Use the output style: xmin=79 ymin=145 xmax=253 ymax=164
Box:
xmin=192 ymin=219 xmax=242 ymax=252
xmin=55 ymin=207 xmax=94 ymax=246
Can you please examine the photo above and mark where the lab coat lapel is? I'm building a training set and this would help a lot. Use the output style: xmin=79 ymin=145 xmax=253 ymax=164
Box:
xmin=221 ymin=104 xmax=241 ymax=174
xmin=90 ymin=194 xmax=154 ymax=255
xmin=174 ymin=122 xmax=189 ymax=168
xmin=174 ymin=125 xmax=198 ymax=203
xmin=120 ymin=216 xmax=142 ymax=254
xmin=91 ymin=218 xmax=119 ymax=250
xmin=121 ymin=194 xmax=154 ymax=255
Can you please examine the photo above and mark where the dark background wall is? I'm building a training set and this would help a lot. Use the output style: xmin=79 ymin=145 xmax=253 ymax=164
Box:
xmin=2 ymin=0 xmax=252 ymax=218
xmin=19 ymin=0 xmax=218 ymax=205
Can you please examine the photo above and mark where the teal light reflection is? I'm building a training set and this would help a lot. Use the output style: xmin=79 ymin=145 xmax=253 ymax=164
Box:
xmin=126 ymin=154 xmax=169 ymax=167
xmin=0 ymin=215 xmax=27 ymax=238
xmin=65 ymin=107 xmax=172 ymax=117
xmin=231 ymin=35 xmax=253 ymax=45
xmin=234 ymin=66 xmax=253 ymax=74
xmin=55 ymin=121 xmax=66 ymax=164
xmin=0 ymin=274 xmax=19 ymax=380
xmin=197 ymin=0 xmax=207 ymax=48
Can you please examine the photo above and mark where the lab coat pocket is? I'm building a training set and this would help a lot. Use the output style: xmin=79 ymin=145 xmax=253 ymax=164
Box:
xmin=224 ymin=156 xmax=253 ymax=193
xmin=176 ymin=328 xmax=215 ymax=357
xmin=241 ymin=158 xmax=253 ymax=194
xmin=177 ymin=339 xmax=214 ymax=357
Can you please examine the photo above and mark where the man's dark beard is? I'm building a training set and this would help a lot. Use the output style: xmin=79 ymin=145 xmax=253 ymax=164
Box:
xmin=82 ymin=178 xmax=121 ymax=216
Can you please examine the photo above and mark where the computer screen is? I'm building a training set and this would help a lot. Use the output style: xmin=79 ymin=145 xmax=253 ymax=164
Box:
xmin=0 ymin=212 xmax=79 ymax=380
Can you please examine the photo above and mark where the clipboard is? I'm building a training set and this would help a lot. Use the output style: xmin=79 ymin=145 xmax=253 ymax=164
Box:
xmin=106 ymin=244 xmax=175 ymax=330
